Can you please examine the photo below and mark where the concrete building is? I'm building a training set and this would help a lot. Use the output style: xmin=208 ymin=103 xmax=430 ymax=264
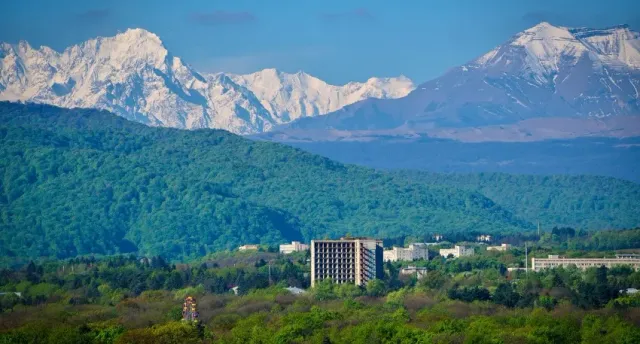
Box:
xmin=383 ymin=243 xmax=429 ymax=262
xmin=400 ymin=266 xmax=428 ymax=279
xmin=616 ymin=253 xmax=640 ymax=259
xmin=439 ymin=245 xmax=474 ymax=258
xmin=487 ymin=243 xmax=510 ymax=252
xmin=238 ymin=244 xmax=259 ymax=251
xmin=311 ymin=237 xmax=383 ymax=287
xmin=279 ymin=241 xmax=309 ymax=254
xmin=531 ymin=255 xmax=640 ymax=272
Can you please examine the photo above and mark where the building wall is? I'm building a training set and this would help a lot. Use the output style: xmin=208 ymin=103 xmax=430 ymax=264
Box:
xmin=531 ymin=256 xmax=640 ymax=272
xmin=383 ymin=243 xmax=429 ymax=262
xmin=408 ymin=243 xmax=429 ymax=260
xmin=487 ymin=244 xmax=510 ymax=251
xmin=439 ymin=245 xmax=473 ymax=258
xmin=311 ymin=238 xmax=382 ymax=287
xmin=279 ymin=241 xmax=309 ymax=254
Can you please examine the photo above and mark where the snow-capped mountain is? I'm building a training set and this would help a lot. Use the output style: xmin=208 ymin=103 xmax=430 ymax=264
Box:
xmin=229 ymin=68 xmax=413 ymax=124
xmin=0 ymin=29 xmax=414 ymax=134
xmin=284 ymin=22 xmax=640 ymax=134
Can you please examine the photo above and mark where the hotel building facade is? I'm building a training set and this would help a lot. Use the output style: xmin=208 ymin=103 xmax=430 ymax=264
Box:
xmin=311 ymin=237 xmax=384 ymax=287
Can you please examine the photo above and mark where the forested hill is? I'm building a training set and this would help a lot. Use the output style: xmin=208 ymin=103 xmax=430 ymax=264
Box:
xmin=0 ymin=103 xmax=638 ymax=264
xmin=0 ymin=102 xmax=527 ymax=263
xmin=396 ymin=172 xmax=640 ymax=231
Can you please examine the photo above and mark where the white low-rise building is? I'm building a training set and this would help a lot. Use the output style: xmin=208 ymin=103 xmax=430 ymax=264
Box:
xmin=487 ymin=243 xmax=510 ymax=251
xmin=238 ymin=244 xmax=259 ymax=251
xmin=531 ymin=255 xmax=640 ymax=272
xmin=477 ymin=235 xmax=492 ymax=242
xmin=279 ymin=241 xmax=309 ymax=254
xmin=439 ymin=245 xmax=474 ymax=258
xmin=383 ymin=243 xmax=429 ymax=262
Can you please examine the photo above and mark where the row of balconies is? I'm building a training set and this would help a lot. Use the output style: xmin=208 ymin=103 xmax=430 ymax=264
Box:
xmin=314 ymin=250 xmax=355 ymax=256
xmin=314 ymin=244 xmax=355 ymax=248
xmin=315 ymin=276 xmax=355 ymax=281
xmin=314 ymin=258 xmax=355 ymax=265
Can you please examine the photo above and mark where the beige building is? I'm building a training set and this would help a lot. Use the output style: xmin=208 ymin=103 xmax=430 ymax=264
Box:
xmin=487 ymin=243 xmax=510 ymax=251
xmin=311 ymin=237 xmax=383 ymax=287
xmin=383 ymin=243 xmax=429 ymax=262
xmin=439 ymin=245 xmax=474 ymax=258
xmin=531 ymin=254 xmax=640 ymax=272
xmin=238 ymin=244 xmax=259 ymax=251
xmin=279 ymin=241 xmax=309 ymax=254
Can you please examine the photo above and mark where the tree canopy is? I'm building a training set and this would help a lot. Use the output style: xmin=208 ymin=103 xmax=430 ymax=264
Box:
xmin=1 ymin=102 xmax=638 ymax=263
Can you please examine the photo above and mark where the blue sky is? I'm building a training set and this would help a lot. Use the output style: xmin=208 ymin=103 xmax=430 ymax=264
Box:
xmin=2 ymin=0 xmax=639 ymax=84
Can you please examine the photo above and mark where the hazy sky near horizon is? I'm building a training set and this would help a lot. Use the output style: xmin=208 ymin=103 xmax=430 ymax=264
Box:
xmin=2 ymin=0 xmax=639 ymax=84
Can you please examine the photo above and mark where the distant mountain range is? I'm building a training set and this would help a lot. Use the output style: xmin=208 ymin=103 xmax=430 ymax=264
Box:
xmin=0 ymin=28 xmax=414 ymax=134
xmin=2 ymin=23 xmax=639 ymax=181
xmin=271 ymin=22 xmax=640 ymax=142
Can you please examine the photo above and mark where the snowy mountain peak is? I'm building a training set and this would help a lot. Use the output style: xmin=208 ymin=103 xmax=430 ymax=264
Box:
xmin=473 ymin=22 xmax=640 ymax=85
xmin=229 ymin=69 xmax=414 ymax=123
xmin=116 ymin=28 xmax=162 ymax=42
xmin=0 ymin=29 xmax=413 ymax=134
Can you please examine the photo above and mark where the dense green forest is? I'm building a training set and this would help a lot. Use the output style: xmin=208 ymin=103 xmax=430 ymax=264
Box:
xmin=1 ymin=232 xmax=640 ymax=343
xmin=397 ymin=171 xmax=640 ymax=230
xmin=1 ymin=102 xmax=639 ymax=264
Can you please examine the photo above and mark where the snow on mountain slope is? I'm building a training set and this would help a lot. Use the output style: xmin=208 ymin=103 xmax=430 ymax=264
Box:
xmin=229 ymin=68 xmax=414 ymax=123
xmin=283 ymin=22 xmax=640 ymax=135
xmin=0 ymin=29 xmax=413 ymax=134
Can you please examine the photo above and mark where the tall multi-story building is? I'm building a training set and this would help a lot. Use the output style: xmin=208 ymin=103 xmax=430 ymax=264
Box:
xmin=383 ymin=243 xmax=429 ymax=262
xmin=311 ymin=237 xmax=383 ymax=287
xmin=439 ymin=245 xmax=474 ymax=258
xmin=279 ymin=241 xmax=309 ymax=254
xmin=531 ymin=254 xmax=640 ymax=272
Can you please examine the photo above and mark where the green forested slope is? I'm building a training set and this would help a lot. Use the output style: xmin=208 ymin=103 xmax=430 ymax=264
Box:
xmin=1 ymin=103 xmax=638 ymax=263
xmin=0 ymin=103 xmax=527 ymax=262
xmin=396 ymin=171 xmax=640 ymax=230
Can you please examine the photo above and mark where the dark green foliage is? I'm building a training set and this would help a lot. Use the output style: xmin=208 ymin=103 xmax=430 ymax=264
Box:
xmin=1 ymin=249 xmax=640 ymax=343
xmin=1 ymin=102 xmax=639 ymax=264
xmin=0 ymin=103 xmax=531 ymax=263
xmin=396 ymin=171 xmax=640 ymax=230
xmin=447 ymin=286 xmax=491 ymax=302
xmin=493 ymin=282 xmax=521 ymax=308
